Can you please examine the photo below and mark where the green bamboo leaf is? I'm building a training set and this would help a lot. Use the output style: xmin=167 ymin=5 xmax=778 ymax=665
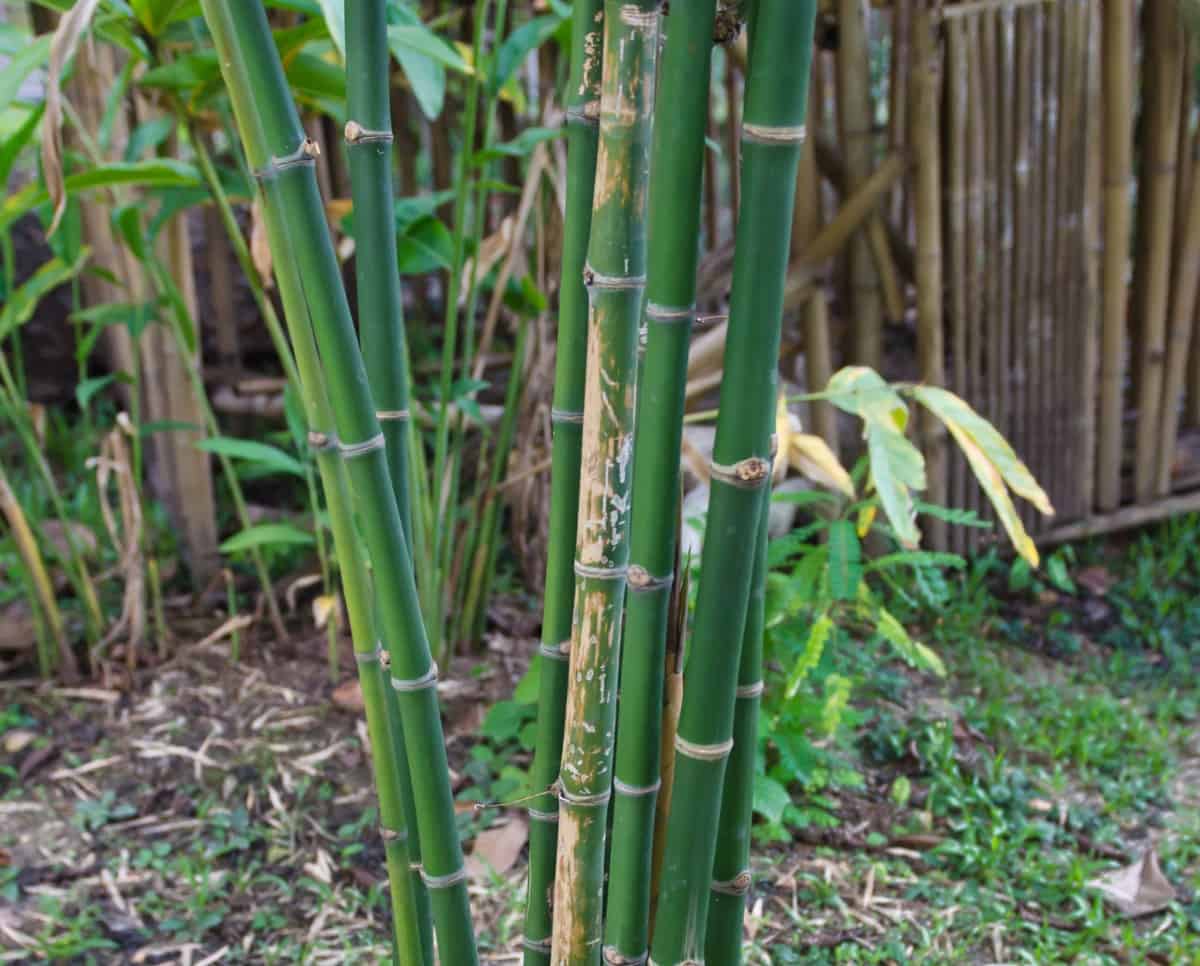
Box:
xmin=0 ymin=35 xmax=51 ymax=115
xmin=474 ymin=126 xmax=562 ymax=165
xmin=876 ymin=607 xmax=946 ymax=677
xmin=313 ymin=0 xmax=345 ymax=53
xmin=489 ymin=15 xmax=564 ymax=95
xmin=220 ymin=522 xmax=314 ymax=554
xmin=390 ymin=39 xmax=444 ymax=119
xmin=387 ymin=24 xmax=469 ymax=73
xmin=396 ymin=215 xmax=454 ymax=274
xmin=138 ymin=52 xmax=221 ymax=91
xmin=195 ymin=436 xmax=306 ymax=477
xmin=752 ymin=773 xmax=792 ymax=826
xmin=130 ymin=0 xmax=202 ymax=35
xmin=784 ymin=614 xmax=832 ymax=699
xmin=827 ymin=520 xmax=861 ymax=601
xmin=75 ymin=374 xmax=117 ymax=409
xmin=0 ymin=249 xmax=89 ymax=341
xmin=911 ymin=385 xmax=1053 ymax=516
xmin=65 ymin=158 xmax=203 ymax=193
xmin=0 ymin=104 xmax=45 ymax=192
xmin=284 ymin=50 xmax=345 ymax=102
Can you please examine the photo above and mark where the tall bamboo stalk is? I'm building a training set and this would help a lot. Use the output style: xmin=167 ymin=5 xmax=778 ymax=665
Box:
xmin=550 ymin=4 xmax=658 ymax=961
xmin=522 ymin=4 xmax=604 ymax=962
xmin=1079 ymin=0 xmax=1102 ymax=519
xmin=603 ymin=2 xmax=719 ymax=960
xmin=912 ymin=3 xmax=945 ymax=548
xmin=965 ymin=14 xmax=988 ymax=549
xmin=945 ymin=18 xmax=968 ymax=553
xmin=1097 ymin=0 xmax=1133 ymax=510
xmin=705 ymin=500 xmax=769 ymax=965
xmin=838 ymin=0 xmax=884 ymax=370
xmin=344 ymin=1 xmax=432 ymax=956
xmin=650 ymin=3 xmax=817 ymax=961
xmin=1132 ymin=0 xmax=1184 ymax=503
xmin=197 ymin=4 xmax=477 ymax=961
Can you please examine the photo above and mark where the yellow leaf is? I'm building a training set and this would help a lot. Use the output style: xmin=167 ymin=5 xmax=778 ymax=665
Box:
xmin=856 ymin=504 xmax=877 ymax=538
xmin=789 ymin=433 xmax=855 ymax=498
xmin=774 ymin=394 xmax=794 ymax=482
xmin=312 ymin=594 xmax=340 ymax=630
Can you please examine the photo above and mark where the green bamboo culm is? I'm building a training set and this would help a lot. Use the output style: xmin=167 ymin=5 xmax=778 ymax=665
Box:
xmin=197 ymin=4 xmax=478 ymax=962
xmin=705 ymin=499 xmax=770 ymax=965
xmin=650 ymin=2 xmax=817 ymax=962
xmin=601 ymin=0 xmax=720 ymax=960
xmin=345 ymin=0 xmax=414 ymax=543
xmin=343 ymin=1 xmax=433 ymax=959
xmin=550 ymin=1 xmax=659 ymax=962
xmin=521 ymin=2 xmax=605 ymax=962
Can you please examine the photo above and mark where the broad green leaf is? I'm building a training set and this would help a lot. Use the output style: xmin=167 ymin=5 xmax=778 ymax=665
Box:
xmin=825 ymin=366 xmax=908 ymax=432
xmin=785 ymin=614 xmax=833 ymax=699
xmin=220 ymin=522 xmax=314 ymax=554
xmin=912 ymin=385 xmax=1053 ymax=516
xmin=195 ymin=437 xmax=306 ymax=478
xmin=0 ymin=104 xmax=45 ymax=192
xmin=314 ymin=0 xmax=346 ymax=54
xmin=0 ymin=35 xmax=52 ymax=115
xmin=285 ymin=50 xmax=345 ymax=103
xmin=474 ymin=126 xmax=562 ymax=165
xmin=489 ymin=15 xmax=564 ymax=95
xmin=876 ymin=607 xmax=946 ymax=677
xmin=0 ymin=249 xmax=89 ymax=341
xmin=130 ymin=0 xmax=201 ymax=35
xmin=866 ymin=423 xmax=922 ymax=548
xmin=396 ymin=215 xmax=454 ymax=274
xmin=752 ymin=773 xmax=792 ymax=826
xmin=941 ymin=415 xmax=1039 ymax=566
xmin=388 ymin=24 xmax=470 ymax=73
xmin=67 ymin=158 xmax=202 ymax=193
xmin=138 ymin=51 xmax=221 ymax=91
xmin=827 ymin=520 xmax=861 ymax=601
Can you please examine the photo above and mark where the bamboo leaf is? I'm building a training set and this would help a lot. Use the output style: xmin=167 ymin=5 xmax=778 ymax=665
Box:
xmin=396 ymin=215 xmax=454 ymax=274
xmin=866 ymin=423 xmax=922 ymax=549
xmin=827 ymin=520 xmax=861 ymax=601
xmin=876 ymin=607 xmax=946 ymax=677
xmin=0 ymin=35 xmax=51 ymax=115
xmin=912 ymin=385 xmax=1053 ymax=516
xmin=220 ymin=522 xmax=314 ymax=554
xmin=752 ymin=773 xmax=792 ymax=826
xmin=0 ymin=105 xmax=46 ymax=200
xmin=0 ymin=249 xmax=89 ymax=341
xmin=784 ymin=614 xmax=832 ymax=699
xmin=825 ymin=365 xmax=908 ymax=432
xmin=489 ymin=15 xmax=564 ymax=95
xmin=195 ymin=436 xmax=306 ymax=477
xmin=313 ymin=0 xmax=345 ymax=54
xmin=388 ymin=23 xmax=470 ymax=72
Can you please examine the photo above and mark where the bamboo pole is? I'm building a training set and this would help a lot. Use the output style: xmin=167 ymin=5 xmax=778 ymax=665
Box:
xmin=1131 ymin=0 xmax=1184 ymax=503
xmin=1097 ymin=0 xmax=1133 ymax=510
xmin=1034 ymin=4 xmax=1057 ymax=529
xmin=603 ymin=1 xmax=719 ymax=960
xmin=651 ymin=3 xmax=818 ymax=961
xmin=550 ymin=2 xmax=658 ymax=961
xmin=888 ymin=0 xmax=912 ymax=227
xmin=838 ymin=0 xmax=885 ymax=369
xmin=996 ymin=8 xmax=1016 ymax=451
xmin=521 ymin=5 xmax=604 ymax=961
xmin=964 ymin=14 xmax=988 ymax=550
xmin=912 ymin=3 xmax=946 ymax=548
xmin=198 ymin=4 xmax=479 ymax=961
xmin=1078 ymin=0 xmax=1101 ymax=519
xmin=945 ymin=18 xmax=968 ymax=552
xmin=1010 ymin=7 xmax=1035 ymax=526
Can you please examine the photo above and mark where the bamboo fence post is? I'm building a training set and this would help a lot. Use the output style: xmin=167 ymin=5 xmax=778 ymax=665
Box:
xmin=889 ymin=0 xmax=912 ymax=227
xmin=1078 ymin=0 xmax=1101 ymax=519
xmin=1097 ymin=0 xmax=1133 ymax=510
xmin=964 ymin=13 xmax=988 ymax=549
xmin=945 ymin=17 xmax=968 ymax=552
xmin=1131 ymin=0 xmax=1184 ymax=503
xmin=550 ymin=2 xmax=658 ymax=961
xmin=996 ymin=8 xmax=1016 ymax=451
xmin=912 ymin=3 xmax=946 ymax=548
xmin=1035 ymin=4 xmax=1058 ymax=529
xmin=522 ymin=3 xmax=604 ymax=962
xmin=838 ymin=0 xmax=885 ymax=369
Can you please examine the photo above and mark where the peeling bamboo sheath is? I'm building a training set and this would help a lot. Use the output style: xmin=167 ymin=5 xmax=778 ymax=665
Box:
xmin=650 ymin=3 xmax=818 ymax=962
xmin=197 ymin=4 xmax=479 ymax=963
xmin=603 ymin=0 xmax=719 ymax=961
xmin=523 ymin=4 xmax=605 ymax=963
xmin=551 ymin=3 xmax=658 ymax=963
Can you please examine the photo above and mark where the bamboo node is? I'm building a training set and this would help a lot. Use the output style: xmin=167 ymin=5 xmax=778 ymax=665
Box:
xmin=710 ymin=871 xmax=752 ymax=895
xmin=574 ymin=560 xmax=629 ymax=580
xmin=619 ymin=5 xmax=658 ymax=30
xmin=709 ymin=456 xmax=771 ymax=490
xmin=419 ymin=866 xmax=469 ymax=890
xmin=613 ymin=776 xmax=662 ymax=797
xmin=353 ymin=648 xmax=385 ymax=666
xmin=551 ymin=408 xmax=585 ymax=425
xmin=539 ymin=640 xmax=570 ymax=662
xmin=742 ymin=122 xmax=807 ymax=146
xmin=375 ymin=409 xmax=410 ymax=423
xmin=379 ymin=824 xmax=406 ymax=843
xmin=645 ymin=301 xmax=695 ymax=324
xmin=391 ymin=662 xmax=438 ymax=693
xmin=558 ymin=783 xmax=613 ymax=808
xmin=734 ymin=680 xmax=764 ymax=699
xmin=627 ymin=564 xmax=674 ymax=591
xmin=337 ymin=433 xmax=386 ymax=459
xmin=566 ymin=100 xmax=602 ymax=126
xmin=674 ymin=734 xmax=734 ymax=762
xmin=254 ymin=138 xmax=320 ymax=180
xmin=603 ymin=946 xmax=649 ymax=965
xmin=527 ymin=806 xmax=560 ymax=823
xmin=584 ymin=266 xmax=648 ymax=290
xmin=307 ymin=430 xmax=339 ymax=451
xmin=523 ymin=937 xmax=553 ymax=954
xmin=343 ymin=120 xmax=393 ymax=144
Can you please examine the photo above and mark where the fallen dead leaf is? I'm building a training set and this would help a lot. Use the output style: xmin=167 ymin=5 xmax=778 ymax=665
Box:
xmin=1076 ymin=565 xmax=1116 ymax=597
xmin=1087 ymin=848 xmax=1177 ymax=917
xmin=466 ymin=816 xmax=528 ymax=880
xmin=331 ymin=679 xmax=364 ymax=713
xmin=3 ymin=729 xmax=36 ymax=754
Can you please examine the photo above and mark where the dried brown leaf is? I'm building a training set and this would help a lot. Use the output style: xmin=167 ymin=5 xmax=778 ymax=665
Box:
xmin=1087 ymin=849 xmax=1177 ymax=917
xmin=466 ymin=816 xmax=528 ymax=880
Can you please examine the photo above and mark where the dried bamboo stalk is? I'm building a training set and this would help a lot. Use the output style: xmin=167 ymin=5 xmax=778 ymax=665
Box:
xmin=1077 ymin=0 xmax=1102 ymax=519
xmin=1010 ymin=8 xmax=1035 ymax=524
xmin=1034 ymin=4 xmax=1057 ymax=529
xmin=964 ymin=14 xmax=988 ymax=550
xmin=1097 ymin=0 xmax=1133 ymax=509
xmin=1131 ymin=0 xmax=1185 ymax=503
xmin=945 ymin=18 xmax=969 ymax=553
